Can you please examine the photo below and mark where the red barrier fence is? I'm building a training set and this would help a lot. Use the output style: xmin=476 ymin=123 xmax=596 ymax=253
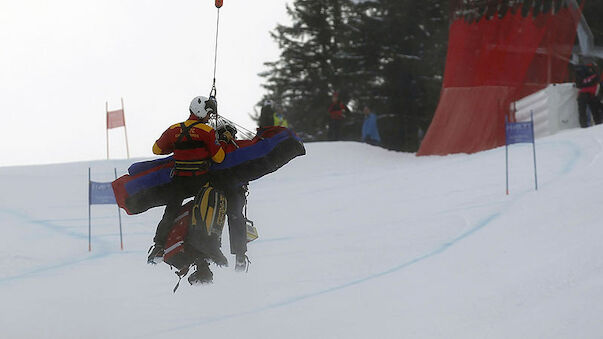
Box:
xmin=418 ymin=2 xmax=581 ymax=155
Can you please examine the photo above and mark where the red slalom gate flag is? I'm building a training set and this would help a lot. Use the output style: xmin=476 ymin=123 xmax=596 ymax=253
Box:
xmin=107 ymin=109 xmax=125 ymax=129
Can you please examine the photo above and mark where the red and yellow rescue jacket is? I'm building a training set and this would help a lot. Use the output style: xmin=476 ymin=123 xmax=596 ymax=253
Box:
xmin=153 ymin=115 xmax=225 ymax=176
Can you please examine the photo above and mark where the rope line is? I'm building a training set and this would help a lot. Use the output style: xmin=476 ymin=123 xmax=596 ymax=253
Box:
xmin=212 ymin=116 xmax=257 ymax=140
xmin=207 ymin=2 xmax=256 ymax=138
xmin=210 ymin=7 xmax=221 ymax=99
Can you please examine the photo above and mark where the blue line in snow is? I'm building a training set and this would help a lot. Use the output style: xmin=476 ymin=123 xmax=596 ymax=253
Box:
xmin=557 ymin=140 xmax=581 ymax=174
xmin=269 ymin=213 xmax=500 ymax=309
xmin=0 ymin=253 xmax=107 ymax=283
xmin=160 ymin=212 xmax=501 ymax=334
xmin=0 ymin=250 xmax=143 ymax=284
xmin=0 ymin=207 xmax=88 ymax=240
xmin=0 ymin=207 xmax=141 ymax=284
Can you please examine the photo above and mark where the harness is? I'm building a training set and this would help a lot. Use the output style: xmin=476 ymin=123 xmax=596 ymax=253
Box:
xmin=173 ymin=121 xmax=210 ymax=176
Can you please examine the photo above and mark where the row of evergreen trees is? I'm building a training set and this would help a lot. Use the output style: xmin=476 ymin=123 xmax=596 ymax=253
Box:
xmin=256 ymin=0 xmax=448 ymax=151
xmin=256 ymin=0 xmax=603 ymax=152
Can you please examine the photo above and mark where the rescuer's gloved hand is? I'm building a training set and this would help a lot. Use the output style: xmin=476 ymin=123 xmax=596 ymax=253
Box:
xmin=222 ymin=130 xmax=233 ymax=142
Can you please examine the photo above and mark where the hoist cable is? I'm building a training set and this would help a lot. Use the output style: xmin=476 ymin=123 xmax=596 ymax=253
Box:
xmin=210 ymin=7 xmax=221 ymax=99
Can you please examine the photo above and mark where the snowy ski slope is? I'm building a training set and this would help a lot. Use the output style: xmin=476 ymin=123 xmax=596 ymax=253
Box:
xmin=1 ymin=126 xmax=603 ymax=338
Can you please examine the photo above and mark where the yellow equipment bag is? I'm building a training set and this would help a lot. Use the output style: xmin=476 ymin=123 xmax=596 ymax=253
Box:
xmin=191 ymin=184 xmax=227 ymax=238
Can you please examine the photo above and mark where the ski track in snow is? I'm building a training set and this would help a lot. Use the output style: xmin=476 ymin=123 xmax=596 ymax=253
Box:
xmin=156 ymin=213 xmax=502 ymax=335
xmin=0 ymin=205 xmax=299 ymax=285
xmin=0 ymin=207 xmax=120 ymax=283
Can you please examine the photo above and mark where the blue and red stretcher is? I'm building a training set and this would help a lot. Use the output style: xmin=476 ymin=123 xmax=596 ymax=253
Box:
xmin=112 ymin=126 xmax=305 ymax=215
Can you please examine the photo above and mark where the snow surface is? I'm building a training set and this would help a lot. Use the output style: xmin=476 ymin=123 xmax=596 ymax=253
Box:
xmin=1 ymin=126 xmax=603 ymax=338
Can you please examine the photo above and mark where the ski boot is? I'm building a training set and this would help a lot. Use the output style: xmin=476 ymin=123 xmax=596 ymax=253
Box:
xmin=147 ymin=244 xmax=164 ymax=264
xmin=206 ymin=235 xmax=228 ymax=267
xmin=188 ymin=259 xmax=213 ymax=285
xmin=207 ymin=248 xmax=228 ymax=267
xmin=235 ymin=254 xmax=250 ymax=272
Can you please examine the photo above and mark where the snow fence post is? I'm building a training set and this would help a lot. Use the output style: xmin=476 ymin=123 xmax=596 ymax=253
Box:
xmin=105 ymin=102 xmax=109 ymax=160
xmin=88 ymin=167 xmax=92 ymax=252
xmin=505 ymin=116 xmax=509 ymax=195
xmin=121 ymin=98 xmax=130 ymax=159
xmin=115 ymin=168 xmax=124 ymax=250
xmin=88 ymin=169 xmax=121 ymax=251
xmin=531 ymin=111 xmax=538 ymax=191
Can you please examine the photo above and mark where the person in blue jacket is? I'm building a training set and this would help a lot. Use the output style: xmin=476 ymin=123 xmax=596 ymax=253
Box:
xmin=361 ymin=105 xmax=381 ymax=145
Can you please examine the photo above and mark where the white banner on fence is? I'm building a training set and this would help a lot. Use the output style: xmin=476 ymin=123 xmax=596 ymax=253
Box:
xmin=512 ymin=83 xmax=579 ymax=138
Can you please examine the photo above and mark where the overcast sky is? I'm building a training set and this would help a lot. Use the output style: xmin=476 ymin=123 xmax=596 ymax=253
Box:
xmin=0 ymin=0 xmax=291 ymax=167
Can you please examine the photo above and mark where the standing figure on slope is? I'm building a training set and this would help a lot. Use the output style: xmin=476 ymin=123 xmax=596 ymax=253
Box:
xmin=147 ymin=96 xmax=225 ymax=278
xmin=259 ymin=100 xmax=276 ymax=129
xmin=575 ymin=62 xmax=602 ymax=127
xmin=328 ymin=91 xmax=349 ymax=141
xmin=361 ymin=105 xmax=381 ymax=146
xmin=211 ymin=121 xmax=253 ymax=272
xmin=273 ymin=109 xmax=289 ymax=128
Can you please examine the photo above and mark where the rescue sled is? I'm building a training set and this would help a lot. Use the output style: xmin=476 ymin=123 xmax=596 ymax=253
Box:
xmin=112 ymin=126 xmax=305 ymax=215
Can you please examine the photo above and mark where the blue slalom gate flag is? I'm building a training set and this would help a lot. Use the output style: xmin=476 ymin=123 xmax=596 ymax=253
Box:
xmin=88 ymin=168 xmax=123 ymax=251
xmin=89 ymin=181 xmax=116 ymax=205
xmin=505 ymin=121 xmax=534 ymax=145
xmin=505 ymin=112 xmax=538 ymax=195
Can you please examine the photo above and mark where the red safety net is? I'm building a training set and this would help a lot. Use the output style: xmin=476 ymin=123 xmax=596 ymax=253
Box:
xmin=418 ymin=1 xmax=581 ymax=155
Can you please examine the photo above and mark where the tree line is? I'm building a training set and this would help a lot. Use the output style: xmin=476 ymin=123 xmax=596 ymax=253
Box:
xmin=256 ymin=0 xmax=602 ymax=152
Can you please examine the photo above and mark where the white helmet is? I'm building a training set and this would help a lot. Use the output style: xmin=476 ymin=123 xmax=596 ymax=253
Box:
xmin=189 ymin=96 xmax=217 ymax=119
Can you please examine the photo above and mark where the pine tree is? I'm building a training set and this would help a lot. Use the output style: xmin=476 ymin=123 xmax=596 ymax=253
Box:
xmin=349 ymin=0 xmax=448 ymax=150
xmin=583 ymin=0 xmax=603 ymax=51
xmin=259 ymin=0 xmax=356 ymax=139
xmin=259 ymin=0 xmax=449 ymax=149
